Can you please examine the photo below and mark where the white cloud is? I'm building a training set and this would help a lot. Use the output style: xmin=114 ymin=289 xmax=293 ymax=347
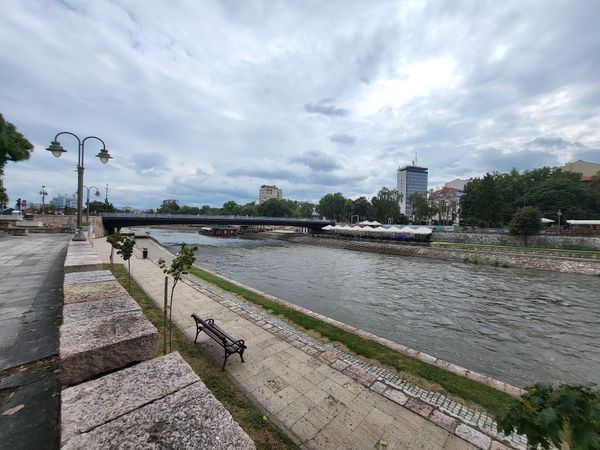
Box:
xmin=1 ymin=0 xmax=599 ymax=208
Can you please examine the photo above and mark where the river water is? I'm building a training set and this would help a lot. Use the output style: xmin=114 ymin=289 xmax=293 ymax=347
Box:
xmin=143 ymin=228 xmax=600 ymax=387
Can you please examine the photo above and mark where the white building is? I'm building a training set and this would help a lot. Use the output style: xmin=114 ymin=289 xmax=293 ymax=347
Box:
xmin=50 ymin=193 xmax=77 ymax=209
xmin=259 ymin=185 xmax=282 ymax=203
xmin=397 ymin=165 xmax=428 ymax=217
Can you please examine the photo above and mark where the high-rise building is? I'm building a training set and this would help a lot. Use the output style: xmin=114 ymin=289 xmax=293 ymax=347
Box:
xmin=397 ymin=165 xmax=428 ymax=217
xmin=259 ymin=185 xmax=282 ymax=203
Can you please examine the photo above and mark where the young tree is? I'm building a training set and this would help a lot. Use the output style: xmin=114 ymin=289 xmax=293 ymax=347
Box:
xmin=509 ymin=207 xmax=542 ymax=246
xmin=0 ymin=114 xmax=34 ymax=203
xmin=158 ymin=243 xmax=199 ymax=353
xmin=117 ymin=236 xmax=135 ymax=293
xmin=498 ymin=383 xmax=600 ymax=450
xmin=106 ymin=231 xmax=123 ymax=269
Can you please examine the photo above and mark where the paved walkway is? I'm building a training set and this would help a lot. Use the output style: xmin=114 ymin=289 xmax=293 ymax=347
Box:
xmin=0 ymin=234 xmax=70 ymax=450
xmin=96 ymin=237 xmax=520 ymax=450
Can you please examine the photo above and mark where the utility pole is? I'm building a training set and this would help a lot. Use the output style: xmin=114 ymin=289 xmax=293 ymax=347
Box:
xmin=105 ymin=183 xmax=109 ymax=203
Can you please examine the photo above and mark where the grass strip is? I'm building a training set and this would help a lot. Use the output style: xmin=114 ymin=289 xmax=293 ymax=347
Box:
xmin=109 ymin=264 xmax=299 ymax=450
xmin=188 ymin=265 xmax=513 ymax=418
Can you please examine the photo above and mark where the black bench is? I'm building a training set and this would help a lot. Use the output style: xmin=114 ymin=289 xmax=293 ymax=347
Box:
xmin=191 ymin=314 xmax=247 ymax=370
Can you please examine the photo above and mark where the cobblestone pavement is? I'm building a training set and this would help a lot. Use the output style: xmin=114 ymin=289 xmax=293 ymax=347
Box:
xmin=98 ymin=237 xmax=526 ymax=449
xmin=0 ymin=234 xmax=70 ymax=450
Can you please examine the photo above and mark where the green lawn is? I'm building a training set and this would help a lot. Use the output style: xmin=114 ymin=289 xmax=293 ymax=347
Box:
xmin=187 ymin=266 xmax=514 ymax=418
xmin=110 ymin=264 xmax=299 ymax=450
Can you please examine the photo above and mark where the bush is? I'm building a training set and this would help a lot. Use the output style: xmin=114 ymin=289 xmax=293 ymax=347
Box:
xmin=498 ymin=383 xmax=600 ymax=449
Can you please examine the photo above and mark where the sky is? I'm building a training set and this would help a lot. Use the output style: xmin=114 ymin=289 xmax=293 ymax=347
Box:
xmin=1 ymin=0 xmax=600 ymax=209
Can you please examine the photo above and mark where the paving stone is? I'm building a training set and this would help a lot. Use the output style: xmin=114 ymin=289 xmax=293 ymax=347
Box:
xmin=455 ymin=424 xmax=492 ymax=449
xmin=60 ymin=310 xmax=159 ymax=386
xmin=430 ymin=409 xmax=458 ymax=433
xmin=405 ymin=397 xmax=434 ymax=417
xmin=61 ymin=381 xmax=255 ymax=450
xmin=382 ymin=388 xmax=408 ymax=406
xmin=491 ymin=441 xmax=513 ymax=450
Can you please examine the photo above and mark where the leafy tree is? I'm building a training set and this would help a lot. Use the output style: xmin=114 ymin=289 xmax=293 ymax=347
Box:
xmin=158 ymin=243 xmax=198 ymax=353
xmin=371 ymin=187 xmax=403 ymax=223
xmin=0 ymin=114 xmax=33 ymax=203
xmin=239 ymin=202 xmax=258 ymax=216
xmin=528 ymin=172 xmax=590 ymax=220
xmin=88 ymin=200 xmax=116 ymax=214
xmin=353 ymin=196 xmax=373 ymax=221
xmin=461 ymin=173 xmax=503 ymax=227
xmin=257 ymin=198 xmax=294 ymax=217
xmin=157 ymin=202 xmax=180 ymax=214
xmin=106 ymin=231 xmax=123 ymax=269
xmin=117 ymin=236 xmax=135 ymax=292
xmin=221 ymin=200 xmax=241 ymax=215
xmin=316 ymin=193 xmax=346 ymax=221
xmin=588 ymin=171 xmax=600 ymax=216
xmin=407 ymin=192 xmax=428 ymax=224
xmin=509 ymin=207 xmax=542 ymax=246
xmin=298 ymin=202 xmax=315 ymax=218
xmin=178 ymin=205 xmax=200 ymax=215
xmin=498 ymin=383 xmax=600 ymax=450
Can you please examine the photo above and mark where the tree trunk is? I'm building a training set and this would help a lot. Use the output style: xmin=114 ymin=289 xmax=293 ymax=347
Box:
xmin=168 ymin=282 xmax=177 ymax=352
xmin=163 ymin=277 xmax=168 ymax=355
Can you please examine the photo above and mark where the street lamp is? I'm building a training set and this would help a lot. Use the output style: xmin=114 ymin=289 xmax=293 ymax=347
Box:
xmin=39 ymin=185 xmax=48 ymax=214
xmin=557 ymin=209 xmax=562 ymax=233
xmin=46 ymin=132 xmax=113 ymax=241
xmin=84 ymin=185 xmax=100 ymax=223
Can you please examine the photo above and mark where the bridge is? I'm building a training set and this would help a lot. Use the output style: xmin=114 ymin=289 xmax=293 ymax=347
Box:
xmin=100 ymin=213 xmax=334 ymax=234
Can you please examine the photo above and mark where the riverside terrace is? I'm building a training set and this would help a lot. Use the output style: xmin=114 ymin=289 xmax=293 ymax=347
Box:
xmin=100 ymin=213 xmax=334 ymax=234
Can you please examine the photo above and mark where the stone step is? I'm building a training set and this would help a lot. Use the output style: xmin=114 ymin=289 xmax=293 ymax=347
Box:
xmin=61 ymin=352 xmax=255 ymax=449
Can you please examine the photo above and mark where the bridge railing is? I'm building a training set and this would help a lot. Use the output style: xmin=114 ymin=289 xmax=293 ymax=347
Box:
xmin=99 ymin=212 xmax=332 ymax=223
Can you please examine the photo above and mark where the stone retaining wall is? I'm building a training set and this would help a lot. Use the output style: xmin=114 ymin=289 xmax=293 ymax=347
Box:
xmin=282 ymin=235 xmax=600 ymax=275
xmin=60 ymin=238 xmax=254 ymax=448
xmin=32 ymin=215 xmax=105 ymax=237
xmin=433 ymin=231 xmax=600 ymax=250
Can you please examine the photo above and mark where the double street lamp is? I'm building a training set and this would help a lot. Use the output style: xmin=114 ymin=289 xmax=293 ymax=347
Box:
xmin=46 ymin=132 xmax=112 ymax=240
xmin=39 ymin=185 xmax=48 ymax=214
xmin=84 ymin=185 xmax=100 ymax=223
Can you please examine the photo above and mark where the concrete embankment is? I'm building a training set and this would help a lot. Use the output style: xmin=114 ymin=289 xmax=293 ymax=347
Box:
xmin=257 ymin=233 xmax=600 ymax=276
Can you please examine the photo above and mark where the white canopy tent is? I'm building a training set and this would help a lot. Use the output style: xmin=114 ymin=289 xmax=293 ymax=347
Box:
xmin=541 ymin=218 xmax=555 ymax=224
xmin=413 ymin=227 xmax=433 ymax=235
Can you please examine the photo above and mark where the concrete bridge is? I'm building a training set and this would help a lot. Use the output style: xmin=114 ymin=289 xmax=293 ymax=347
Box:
xmin=100 ymin=213 xmax=333 ymax=234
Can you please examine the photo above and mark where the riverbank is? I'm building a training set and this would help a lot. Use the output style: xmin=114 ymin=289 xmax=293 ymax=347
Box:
xmin=105 ymin=236 xmax=527 ymax=448
xmin=255 ymin=233 xmax=600 ymax=276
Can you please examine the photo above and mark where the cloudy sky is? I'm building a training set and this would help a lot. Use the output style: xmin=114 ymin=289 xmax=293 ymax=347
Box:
xmin=1 ymin=0 xmax=599 ymax=208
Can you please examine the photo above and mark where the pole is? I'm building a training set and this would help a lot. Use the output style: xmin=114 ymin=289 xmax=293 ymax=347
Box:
xmin=163 ymin=276 xmax=168 ymax=355
xmin=86 ymin=188 xmax=90 ymax=223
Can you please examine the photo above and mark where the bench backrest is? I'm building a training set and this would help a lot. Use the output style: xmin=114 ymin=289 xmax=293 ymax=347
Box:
xmin=192 ymin=314 xmax=237 ymax=346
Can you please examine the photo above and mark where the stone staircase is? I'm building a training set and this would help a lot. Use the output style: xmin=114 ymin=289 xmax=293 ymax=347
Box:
xmin=59 ymin=239 xmax=254 ymax=449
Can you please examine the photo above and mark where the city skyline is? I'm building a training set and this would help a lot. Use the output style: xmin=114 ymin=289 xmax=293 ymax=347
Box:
xmin=1 ymin=1 xmax=600 ymax=208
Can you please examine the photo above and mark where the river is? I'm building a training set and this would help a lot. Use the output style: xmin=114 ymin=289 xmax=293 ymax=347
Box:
xmin=142 ymin=228 xmax=600 ymax=388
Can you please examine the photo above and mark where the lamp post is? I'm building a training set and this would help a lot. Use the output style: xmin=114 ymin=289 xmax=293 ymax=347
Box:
xmin=84 ymin=185 xmax=100 ymax=223
xmin=46 ymin=132 xmax=112 ymax=240
xmin=39 ymin=185 xmax=48 ymax=214
xmin=557 ymin=209 xmax=562 ymax=233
